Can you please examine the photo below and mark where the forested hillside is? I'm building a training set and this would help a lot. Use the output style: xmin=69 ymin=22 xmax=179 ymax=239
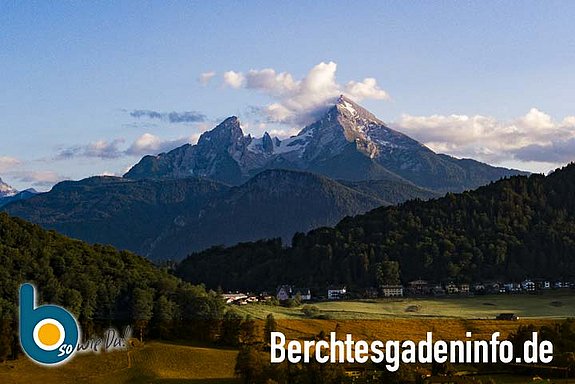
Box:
xmin=0 ymin=213 xmax=224 ymax=361
xmin=3 ymin=170 xmax=437 ymax=260
xmin=176 ymin=164 xmax=575 ymax=291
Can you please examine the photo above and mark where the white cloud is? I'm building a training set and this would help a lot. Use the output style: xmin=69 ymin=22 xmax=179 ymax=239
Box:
xmin=10 ymin=170 xmax=65 ymax=188
xmin=56 ymin=139 xmax=125 ymax=160
xmin=199 ymin=71 xmax=216 ymax=85
xmin=223 ymin=71 xmax=245 ymax=88
xmin=218 ymin=61 xmax=390 ymax=125
xmin=56 ymin=133 xmax=197 ymax=160
xmin=127 ymin=133 xmax=163 ymax=154
xmin=245 ymin=68 xmax=298 ymax=96
xmin=98 ymin=171 xmax=118 ymax=177
xmin=394 ymin=108 xmax=575 ymax=166
xmin=0 ymin=156 xmax=21 ymax=172
xmin=125 ymin=133 xmax=195 ymax=156
xmin=344 ymin=78 xmax=389 ymax=101
xmin=268 ymin=127 xmax=300 ymax=138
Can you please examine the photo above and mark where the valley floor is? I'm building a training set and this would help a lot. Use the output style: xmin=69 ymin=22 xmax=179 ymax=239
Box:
xmin=236 ymin=291 xmax=575 ymax=320
xmin=2 ymin=292 xmax=574 ymax=384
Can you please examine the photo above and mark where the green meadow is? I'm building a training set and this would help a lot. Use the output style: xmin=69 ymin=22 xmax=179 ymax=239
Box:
xmin=236 ymin=291 xmax=575 ymax=320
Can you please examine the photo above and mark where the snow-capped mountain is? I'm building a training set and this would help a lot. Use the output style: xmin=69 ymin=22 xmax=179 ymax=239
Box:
xmin=0 ymin=177 xmax=18 ymax=198
xmin=125 ymin=96 xmax=526 ymax=192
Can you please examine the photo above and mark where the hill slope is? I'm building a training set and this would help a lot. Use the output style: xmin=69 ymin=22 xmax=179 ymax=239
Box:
xmin=4 ymin=170 xmax=436 ymax=260
xmin=147 ymin=169 xmax=390 ymax=258
xmin=176 ymin=164 xmax=575 ymax=291
xmin=3 ymin=176 xmax=229 ymax=258
xmin=0 ymin=211 xmax=225 ymax=362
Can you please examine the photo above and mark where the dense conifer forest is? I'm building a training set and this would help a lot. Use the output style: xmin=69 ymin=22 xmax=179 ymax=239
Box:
xmin=177 ymin=164 xmax=575 ymax=291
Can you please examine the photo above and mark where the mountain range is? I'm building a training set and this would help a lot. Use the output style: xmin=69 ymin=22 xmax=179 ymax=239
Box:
xmin=3 ymin=170 xmax=436 ymax=260
xmin=3 ymin=96 xmax=526 ymax=260
xmin=125 ymin=96 xmax=525 ymax=192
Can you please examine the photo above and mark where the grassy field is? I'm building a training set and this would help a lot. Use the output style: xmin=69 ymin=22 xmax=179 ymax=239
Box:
xmin=236 ymin=291 xmax=575 ymax=320
xmin=0 ymin=341 xmax=239 ymax=384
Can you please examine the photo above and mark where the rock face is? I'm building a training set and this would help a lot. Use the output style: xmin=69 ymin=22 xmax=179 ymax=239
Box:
xmin=124 ymin=96 xmax=526 ymax=192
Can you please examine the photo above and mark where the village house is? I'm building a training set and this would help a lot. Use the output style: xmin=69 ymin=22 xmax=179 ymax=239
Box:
xmin=521 ymin=279 xmax=535 ymax=292
xmin=554 ymin=280 xmax=571 ymax=289
xmin=327 ymin=286 xmax=347 ymax=300
xmin=407 ymin=279 xmax=430 ymax=295
xmin=276 ymin=285 xmax=292 ymax=301
xmin=445 ymin=283 xmax=459 ymax=294
xmin=431 ymin=284 xmax=446 ymax=296
xmin=362 ymin=287 xmax=379 ymax=299
xmin=222 ymin=293 xmax=248 ymax=304
xmin=503 ymin=282 xmax=521 ymax=293
xmin=483 ymin=281 xmax=501 ymax=294
xmin=381 ymin=285 xmax=404 ymax=297
xmin=293 ymin=287 xmax=312 ymax=301
xmin=533 ymin=278 xmax=551 ymax=290
xmin=473 ymin=283 xmax=485 ymax=293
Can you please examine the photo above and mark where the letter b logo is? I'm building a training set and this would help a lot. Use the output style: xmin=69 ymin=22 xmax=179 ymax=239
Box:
xmin=19 ymin=283 xmax=80 ymax=366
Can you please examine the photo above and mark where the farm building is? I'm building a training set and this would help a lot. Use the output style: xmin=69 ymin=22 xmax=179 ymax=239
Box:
xmin=381 ymin=285 xmax=404 ymax=297
xmin=327 ymin=286 xmax=347 ymax=300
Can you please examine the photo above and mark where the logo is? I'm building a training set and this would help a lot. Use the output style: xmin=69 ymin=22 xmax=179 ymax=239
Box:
xmin=19 ymin=283 xmax=80 ymax=366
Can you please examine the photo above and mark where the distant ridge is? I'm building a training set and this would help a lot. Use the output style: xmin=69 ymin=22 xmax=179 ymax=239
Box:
xmin=4 ymin=170 xmax=436 ymax=260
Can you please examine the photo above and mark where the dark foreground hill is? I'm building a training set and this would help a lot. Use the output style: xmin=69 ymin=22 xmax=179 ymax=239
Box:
xmin=3 ymin=176 xmax=229 ymax=259
xmin=0 ymin=212 xmax=224 ymax=360
xmin=175 ymin=163 xmax=575 ymax=291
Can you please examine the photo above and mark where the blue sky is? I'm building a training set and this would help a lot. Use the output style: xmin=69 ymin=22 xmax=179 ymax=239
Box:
xmin=1 ymin=1 xmax=574 ymax=190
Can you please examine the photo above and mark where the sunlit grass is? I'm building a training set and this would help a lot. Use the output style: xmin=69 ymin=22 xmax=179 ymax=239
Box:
xmin=0 ymin=341 xmax=239 ymax=384
xmin=236 ymin=291 xmax=575 ymax=320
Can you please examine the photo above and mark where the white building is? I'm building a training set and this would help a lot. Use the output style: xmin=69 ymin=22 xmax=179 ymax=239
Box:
xmin=327 ymin=286 xmax=347 ymax=300
xmin=381 ymin=285 xmax=404 ymax=297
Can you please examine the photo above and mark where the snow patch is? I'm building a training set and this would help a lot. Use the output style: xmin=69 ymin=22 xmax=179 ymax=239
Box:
xmin=341 ymin=100 xmax=357 ymax=116
xmin=246 ymin=137 xmax=264 ymax=153
xmin=273 ymin=135 xmax=308 ymax=155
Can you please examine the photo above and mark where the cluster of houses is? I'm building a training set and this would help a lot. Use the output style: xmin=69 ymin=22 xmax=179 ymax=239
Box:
xmin=222 ymin=278 xmax=574 ymax=305
xmin=277 ymin=285 xmax=349 ymax=301
xmin=382 ymin=278 xmax=575 ymax=298
xmin=222 ymin=292 xmax=273 ymax=305
xmin=274 ymin=278 xmax=575 ymax=302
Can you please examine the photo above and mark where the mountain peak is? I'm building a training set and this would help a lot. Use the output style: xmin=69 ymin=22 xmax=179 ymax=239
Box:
xmin=334 ymin=94 xmax=381 ymax=124
xmin=197 ymin=115 xmax=244 ymax=147
xmin=125 ymin=98 xmax=526 ymax=192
